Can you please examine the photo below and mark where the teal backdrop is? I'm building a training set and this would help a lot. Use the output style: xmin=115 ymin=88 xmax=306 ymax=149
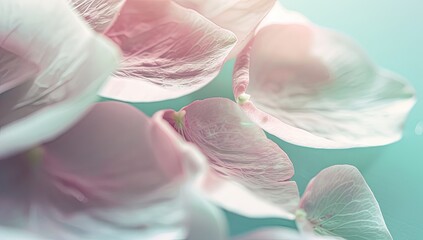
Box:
xmin=103 ymin=1 xmax=423 ymax=239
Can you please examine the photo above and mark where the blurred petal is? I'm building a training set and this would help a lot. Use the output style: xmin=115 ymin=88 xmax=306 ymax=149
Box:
xmin=0 ymin=0 xmax=120 ymax=158
xmin=70 ymin=0 xmax=126 ymax=32
xmin=234 ymin=228 xmax=342 ymax=240
xmin=0 ymin=50 xmax=38 ymax=123
xmin=297 ymin=165 xmax=392 ymax=239
xmin=0 ymin=102 xmax=208 ymax=239
xmin=186 ymin=190 xmax=228 ymax=240
xmin=174 ymin=0 xmax=275 ymax=58
xmin=100 ymin=0 xmax=236 ymax=102
xmin=0 ymin=227 xmax=48 ymax=240
xmin=156 ymin=98 xmax=299 ymax=219
xmin=233 ymin=4 xmax=416 ymax=148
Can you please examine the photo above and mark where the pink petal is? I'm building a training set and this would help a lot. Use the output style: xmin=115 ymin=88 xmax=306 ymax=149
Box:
xmin=297 ymin=165 xmax=392 ymax=239
xmin=0 ymin=0 xmax=120 ymax=158
xmin=69 ymin=0 xmax=125 ymax=32
xmin=233 ymin=5 xmax=416 ymax=148
xmin=174 ymin=0 xmax=275 ymax=58
xmin=234 ymin=228 xmax=342 ymax=240
xmin=155 ymin=98 xmax=299 ymax=219
xmin=99 ymin=0 xmax=236 ymax=102
xmin=0 ymin=102 xmax=208 ymax=239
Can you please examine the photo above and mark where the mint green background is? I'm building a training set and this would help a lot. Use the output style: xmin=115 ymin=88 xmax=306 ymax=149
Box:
xmin=114 ymin=1 xmax=422 ymax=239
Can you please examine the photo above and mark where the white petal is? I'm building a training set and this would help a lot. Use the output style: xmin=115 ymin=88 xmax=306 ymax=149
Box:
xmin=297 ymin=165 xmax=392 ymax=239
xmin=233 ymin=5 xmax=416 ymax=148
xmin=0 ymin=0 xmax=120 ymax=158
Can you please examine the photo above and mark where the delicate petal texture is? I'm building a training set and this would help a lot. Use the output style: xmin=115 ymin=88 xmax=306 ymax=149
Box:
xmin=100 ymin=0 xmax=236 ymax=102
xmin=0 ymin=102 xmax=207 ymax=240
xmin=0 ymin=0 xmax=120 ymax=158
xmin=156 ymin=98 xmax=299 ymax=219
xmin=70 ymin=0 xmax=126 ymax=32
xmin=174 ymin=0 xmax=275 ymax=58
xmin=297 ymin=165 xmax=392 ymax=240
xmin=233 ymin=7 xmax=416 ymax=148
xmin=234 ymin=228 xmax=342 ymax=240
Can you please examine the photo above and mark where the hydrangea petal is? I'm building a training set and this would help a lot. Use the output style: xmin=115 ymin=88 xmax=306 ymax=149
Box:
xmin=156 ymin=98 xmax=299 ymax=219
xmin=233 ymin=5 xmax=416 ymax=148
xmin=297 ymin=165 xmax=392 ymax=239
xmin=0 ymin=0 xmax=120 ymax=158
xmin=174 ymin=0 xmax=275 ymax=58
xmin=100 ymin=0 xmax=236 ymax=102
xmin=234 ymin=228 xmax=342 ymax=240
xmin=69 ymin=0 xmax=126 ymax=33
xmin=0 ymin=102 xmax=208 ymax=239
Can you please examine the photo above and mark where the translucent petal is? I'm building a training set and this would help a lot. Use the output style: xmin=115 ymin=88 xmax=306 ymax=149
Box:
xmin=233 ymin=5 xmax=416 ymax=149
xmin=0 ymin=102 xmax=207 ymax=239
xmin=174 ymin=0 xmax=275 ymax=58
xmin=0 ymin=49 xmax=38 ymax=124
xmin=186 ymin=190 xmax=228 ymax=240
xmin=297 ymin=165 xmax=392 ymax=240
xmin=69 ymin=0 xmax=125 ymax=32
xmin=156 ymin=98 xmax=299 ymax=219
xmin=100 ymin=0 xmax=236 ymax=102
xmin=234 ymin=228 xmax=342 ymax=240
xmin=0 ymin=0 xmax=120 ymax=158
xmin=0 ymin=227 xmax=48 ymax=240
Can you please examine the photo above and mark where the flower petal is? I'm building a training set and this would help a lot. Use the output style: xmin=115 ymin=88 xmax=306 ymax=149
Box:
xmin=0 ymin=227 xmax=48 ymax=240
xmin=233 ymin=5 xmax=416 ymax=148
xmin=234 ymin=228 xmax=342 ymax=240
xmin=174 ymin=0 xmax=275 ymax=58
xmin=99 ymin=0 xmax=236 ymax=102
xmin=0 ymin=49 xmax=38 ymax=123
xmin=297 ymin=165 xmax=392 ymax=239
xmin=156 ymin=98 xmax=299 ymax=219
xmin=186 ymin=190 xmax=228 ymax=240
xmin=0 ymin=102 xmax=207 ymax=239
xmin=69 ymin=0 xmax=125 ymax=32
xmin=0 ymin=0 xmax=120 ymax=158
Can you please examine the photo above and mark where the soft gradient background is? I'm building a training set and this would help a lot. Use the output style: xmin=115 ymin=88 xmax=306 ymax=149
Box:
xmin=107 ymin=1 xmax=422 ymax=239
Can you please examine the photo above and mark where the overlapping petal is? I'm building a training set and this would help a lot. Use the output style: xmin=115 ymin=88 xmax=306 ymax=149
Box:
xmin=69 ymin=0 xmax=126 ymax=32
xmin=0 ymin=102 xmax=210 ymax=239
xmin=174 ymin=0 xmax=275 ymax=58
xmin=99 ymin=0 xmax=236 ymax=102
xmin=234 ymin=228 xmax=342 ymax=240
xmin=155 ymin=98 xmax=299 ymax=219
xmin=297 ymin=165 xmax=392 ymax=240
xmin=0 ymin=0 xmax=120 ymax=158
xmin=233 ymin=3 xmax=416 ymax=148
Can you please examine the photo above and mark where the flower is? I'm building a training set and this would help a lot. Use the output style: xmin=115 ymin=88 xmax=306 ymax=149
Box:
xmin=155 ymin=99 xmax=392 ymax=240
xmin=0 ymin=101 xmax=217 ymax=240
xmin=70 ymin=0 xmax=415 ymax=148
xmin=0 ymin=0 xmax=120 ymax=158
